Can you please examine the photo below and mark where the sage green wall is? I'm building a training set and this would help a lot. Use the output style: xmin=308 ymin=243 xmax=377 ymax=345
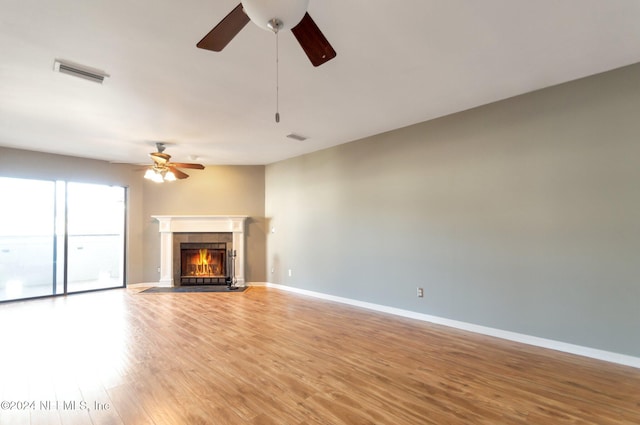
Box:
xmin=141 ymin=165 xmax=266 ymax=283
xmin=0 ymin=147 xmax=145 ymax=284
xmin=265 ymin=63 xmax=640 ymax=357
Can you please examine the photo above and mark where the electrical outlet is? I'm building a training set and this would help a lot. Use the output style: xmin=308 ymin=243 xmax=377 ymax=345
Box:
xmin=417 ymin=287 xmax=424 ymax=298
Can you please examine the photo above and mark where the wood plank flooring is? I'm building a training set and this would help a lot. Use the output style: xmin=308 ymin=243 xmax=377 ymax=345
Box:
xmin=0 ymin=286 xmax=638 ymax=424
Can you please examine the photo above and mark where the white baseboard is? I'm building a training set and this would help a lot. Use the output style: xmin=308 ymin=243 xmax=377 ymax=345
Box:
xmin=126 ymin=282 xmax=160 ymax=288
xmin=266 ymin=283 xmax=640 ymax=369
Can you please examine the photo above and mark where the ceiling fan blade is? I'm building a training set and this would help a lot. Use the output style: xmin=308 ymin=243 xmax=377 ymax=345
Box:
xmin=170 ymin=162 xmax=205 ymax=170
xmin=291 ymin=13 xmax=336 ymax=67
xmin=197 ymin=3 xmax=250 ymax=52
xmin=168 ymin=166 xmax=190 ymax=180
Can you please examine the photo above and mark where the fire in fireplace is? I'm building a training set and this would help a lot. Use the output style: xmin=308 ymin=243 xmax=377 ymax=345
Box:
xmin=180 ymin=242 xmax=228 ymax=285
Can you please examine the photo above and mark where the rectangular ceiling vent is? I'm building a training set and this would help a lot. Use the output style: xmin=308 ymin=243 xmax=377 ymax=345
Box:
xmin=53 ymin=59 xmax=110 ymax=84
xmin=286 ymin=133 xmax=307 ymax=141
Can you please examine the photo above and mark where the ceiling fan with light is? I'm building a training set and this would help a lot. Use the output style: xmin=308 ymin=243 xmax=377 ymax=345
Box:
xmin=197 ymin=0 xmax=336 ymax=67
xmin=144 ymin=143 xmax=205 ymax=183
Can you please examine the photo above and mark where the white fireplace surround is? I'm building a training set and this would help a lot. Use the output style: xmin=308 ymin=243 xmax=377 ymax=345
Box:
xmin=152 ymin=215 xmax=248 ymax=287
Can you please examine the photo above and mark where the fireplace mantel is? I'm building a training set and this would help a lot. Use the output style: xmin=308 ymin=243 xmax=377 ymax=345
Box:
xmin=152 ymin=215 xmax=248 ymax=287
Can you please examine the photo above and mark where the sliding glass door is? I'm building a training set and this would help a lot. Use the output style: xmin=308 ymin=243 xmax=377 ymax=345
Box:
xmin=0 ymin=177 xmax=56 ymax=301
xmin=0 ymin=177 xmax=126 ymax=302
xmin=66 ymin=182 xmax=126 ymax=293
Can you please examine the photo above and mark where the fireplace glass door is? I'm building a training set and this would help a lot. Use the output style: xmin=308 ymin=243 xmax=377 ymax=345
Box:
xmin=179 ymin=243 xmax=228 ymax=285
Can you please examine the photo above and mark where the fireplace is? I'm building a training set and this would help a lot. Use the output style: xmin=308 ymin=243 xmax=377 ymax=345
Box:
xmin=180 ymin=243 xmax=228 ymax=285
xmin=152 ymin=215 xmax=248 ymax=287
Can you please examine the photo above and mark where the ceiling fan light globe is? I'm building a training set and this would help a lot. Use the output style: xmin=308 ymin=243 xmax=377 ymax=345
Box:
xmin=164 ymin=171 xmax=177 ymax=181
xmin=151 ymin=172 xmax=164 ymax=183
xmin=144 ymin=169 xmax=156 ymax=180
xmin=241 ymin=0 xmax=309 ymax=31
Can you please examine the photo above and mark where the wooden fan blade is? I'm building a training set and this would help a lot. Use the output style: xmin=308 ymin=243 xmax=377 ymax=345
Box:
xmin=291 ymin=13 xmax=336 ymax=67
xmin=168 ymin=166 xmax=190 ymax=180
xmin=170 ymin=162 xmax=205 ymax=170
xmin=197 ymin=3 xmax=250 ymax=52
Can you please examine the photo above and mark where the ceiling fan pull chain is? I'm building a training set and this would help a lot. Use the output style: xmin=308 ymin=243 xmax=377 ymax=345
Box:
xmin=275 ymin=30 xmax=280 ymax=123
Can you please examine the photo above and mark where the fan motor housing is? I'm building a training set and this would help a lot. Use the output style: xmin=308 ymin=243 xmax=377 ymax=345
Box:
xmin=241 ymin=0 xmax=309 ymax=31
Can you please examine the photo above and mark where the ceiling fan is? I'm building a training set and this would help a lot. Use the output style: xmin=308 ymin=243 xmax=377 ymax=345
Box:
xmin=144 ymin=143 xmax=205 ymax=183
xmin=197 ymin=0 xmax=336 ymax=67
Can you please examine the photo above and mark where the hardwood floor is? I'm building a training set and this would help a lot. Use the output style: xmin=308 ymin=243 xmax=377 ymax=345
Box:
xmin=0 ymin=286 xmax=638 ymax=425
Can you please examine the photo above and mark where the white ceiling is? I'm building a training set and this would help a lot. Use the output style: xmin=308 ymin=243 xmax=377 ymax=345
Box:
xmin=1 ymin=0 xmax=640 ymax=166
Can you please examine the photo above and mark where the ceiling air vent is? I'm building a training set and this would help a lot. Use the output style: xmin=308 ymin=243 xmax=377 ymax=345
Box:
xmin=286 ymin=133 xmax=307 ymax=141
xmin=53 ymin=59 xmax=110 ymax=84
